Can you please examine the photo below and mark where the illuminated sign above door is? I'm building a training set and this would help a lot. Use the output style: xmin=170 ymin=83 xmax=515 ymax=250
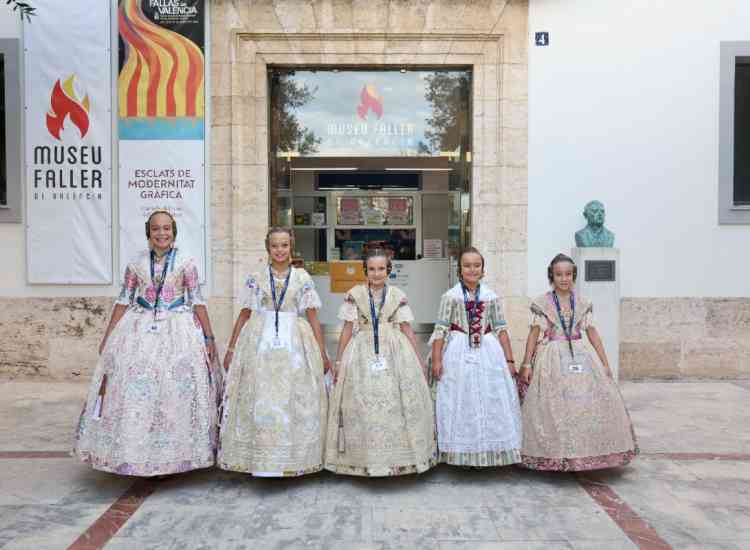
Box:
xmin=270 ymin=69 xmax=471 ymax=157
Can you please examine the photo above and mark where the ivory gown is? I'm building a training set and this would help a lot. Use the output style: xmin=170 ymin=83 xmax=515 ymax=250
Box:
xmin=325 ymin=284 xmax=437 ymax=476
xmin=218 ymin=267 xmax=327 ymax=476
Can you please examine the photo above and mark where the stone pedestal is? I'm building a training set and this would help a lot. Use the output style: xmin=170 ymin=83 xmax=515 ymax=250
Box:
xmin=571 ymin=247 xmax=621 ymax=381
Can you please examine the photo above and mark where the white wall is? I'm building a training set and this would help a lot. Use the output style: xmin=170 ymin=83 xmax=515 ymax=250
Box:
xmin=0 ymin=6 xmax=20 ymax=36
xmin=528 ymin=0 xmax=750 ymax=298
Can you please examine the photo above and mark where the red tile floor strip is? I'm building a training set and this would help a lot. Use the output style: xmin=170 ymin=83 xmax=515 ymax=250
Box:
xmin=67 ymin=478 xmax=157 ymax=550
xmin=641 ymin=452 xmax=750 ymax=461
xmin=576 ymin=474 xmax=673 ymax=550
xmin=0 ymin=451 xmax=71 ymax=458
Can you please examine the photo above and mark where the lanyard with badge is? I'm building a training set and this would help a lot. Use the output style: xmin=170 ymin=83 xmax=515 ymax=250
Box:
xmin=553 ymin=291 xmax=583 ymax=373
xmin=269 ymin=265 xmax=292 ymax=349
xmin=461 ymin=283 xmax=482 ymax=349
xmin=146 ymin=248 xmax=174 ymax=333
xmin=368 ymin=284 xmax=388 ymax=371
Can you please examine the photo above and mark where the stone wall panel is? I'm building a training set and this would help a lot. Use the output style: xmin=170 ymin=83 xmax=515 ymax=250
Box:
xmin=620 ymin=298 xmax=750 ymax=378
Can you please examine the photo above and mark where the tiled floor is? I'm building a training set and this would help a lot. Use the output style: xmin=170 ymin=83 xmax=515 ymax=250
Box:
xmin=1 ymin=380 xmax=749 ymax=549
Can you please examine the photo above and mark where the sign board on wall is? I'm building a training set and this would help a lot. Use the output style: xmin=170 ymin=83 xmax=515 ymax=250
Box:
xmin=117 ymin=0 xmax=207 ymax=280
xmin=24 ymin=1 xmax=113 ymax=283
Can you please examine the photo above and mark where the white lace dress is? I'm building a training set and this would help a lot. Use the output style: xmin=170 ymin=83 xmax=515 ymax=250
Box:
xmin=430 ymin=284 xmax=522 ymax=466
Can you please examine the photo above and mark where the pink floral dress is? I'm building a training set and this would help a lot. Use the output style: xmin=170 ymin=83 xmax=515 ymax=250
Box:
xmin=520 ymin=292 xmax=638 ymax=471
xmin=74 ymin=248 xmax=220 ymax=476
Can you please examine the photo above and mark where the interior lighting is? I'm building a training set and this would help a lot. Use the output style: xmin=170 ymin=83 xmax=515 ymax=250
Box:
xmin=290 ymin=167 xmax=358 ymax=171
xmin=384 ymin=167 xmax=453 ymax=171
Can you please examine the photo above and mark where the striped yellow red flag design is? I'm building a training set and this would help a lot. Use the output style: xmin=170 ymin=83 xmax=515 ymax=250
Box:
xmin=118 ymin=0 xmax=204 ymax=119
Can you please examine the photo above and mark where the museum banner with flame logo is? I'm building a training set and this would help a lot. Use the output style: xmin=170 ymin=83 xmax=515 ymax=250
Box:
xmin=24 ymin=1 xmax=113 ymax=284
xmin=118 ymin=0 xmax=207 ymax=280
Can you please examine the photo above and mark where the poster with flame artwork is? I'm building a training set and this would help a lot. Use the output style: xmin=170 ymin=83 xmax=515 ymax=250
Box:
xmin=24 ymin=1 xmax=113 ymax=283
xmin=117 ymin=0 xmax=207 ymax=281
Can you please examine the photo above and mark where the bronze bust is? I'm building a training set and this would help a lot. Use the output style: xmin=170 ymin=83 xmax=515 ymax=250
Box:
xmin=575 ymin=200 xmax=615 ymax=247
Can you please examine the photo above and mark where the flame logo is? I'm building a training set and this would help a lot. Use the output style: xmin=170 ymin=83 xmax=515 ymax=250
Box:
xmin=357 ymin=84 xmax=383 ymax=120
xmin=46 ymin=75 xmax=90 ymax=140
xmin=118 ymin=0 xmax=204 ymax=118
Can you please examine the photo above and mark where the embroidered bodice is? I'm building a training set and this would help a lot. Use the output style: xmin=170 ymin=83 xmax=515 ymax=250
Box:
xmin=115 ymin=247 xmax=205 ymax=310
xmin=529 ymin=292 xmax=594 ymax=343
xmin=338 ymin=284 xmax=413 ymax=331
xmin=430 ymin=283 xmax=508 ymax=342
xmin=240 ymin=267 xmax=321 ymax=314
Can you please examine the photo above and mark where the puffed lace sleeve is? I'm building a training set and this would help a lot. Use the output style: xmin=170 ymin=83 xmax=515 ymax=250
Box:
xmin=296 ymin=270 xmax=322 ymax=313
xmin=182 ymin=260 xmax=206 ymax=307
xmin=429 ymin=293 xmax=453 ymax=343
xmin=337 ymin=292 xmax=358 ymax=322
xmin=240 ymin=274 xmax=262 ymax=311
xmin=114 ymin=264 xmax=139 ymax=306
xmin=529 ymin=301 xmax=548 ymax=329
xmin=392 ymin=292 xmax=415 ymax=324
xmin=578 ymin=300 xmax=595 ymax=330
xmin=487 ymin=296 xmax=509 ymax=335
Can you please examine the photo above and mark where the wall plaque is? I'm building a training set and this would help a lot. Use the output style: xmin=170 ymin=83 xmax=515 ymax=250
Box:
xmin=585 ymin=260 xmax=615 ymax=282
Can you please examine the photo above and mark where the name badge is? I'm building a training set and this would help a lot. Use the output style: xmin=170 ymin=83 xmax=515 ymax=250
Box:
xmin=145 ymin=322 xmax=161 ymax=334
xmin=271 ymin=336 xmax=285 ymax=349
xmin=568 ymin=363 xmax=584 ymax=373
xmin=370 ymin=357 xmax=388 ymax=372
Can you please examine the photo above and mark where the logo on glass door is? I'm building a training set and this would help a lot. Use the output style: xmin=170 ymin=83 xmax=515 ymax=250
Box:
xmin=357 ymin=84 xmax=383 ymax=120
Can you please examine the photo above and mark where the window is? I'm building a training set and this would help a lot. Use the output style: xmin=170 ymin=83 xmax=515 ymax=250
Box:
xmin=0 ymin=39 xmax=21 ymax=223
xmin=734 ymin=59 xmax=750 ymax=206
xmin=719 ymin=43 xmax=750 ymax=224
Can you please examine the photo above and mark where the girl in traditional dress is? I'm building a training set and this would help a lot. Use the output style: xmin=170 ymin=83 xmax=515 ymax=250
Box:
xmin=518 ymin=253 xmax=638 ymax=471
xmin=431 ymin=247 xmax=522 ymax=467
xmin=218 ymin=227 xmax=330 ymax=476
xmin=74 ymin=210 xmax=221 ymax=476
xmin=325 ymin=249 xmax=436 ymax=476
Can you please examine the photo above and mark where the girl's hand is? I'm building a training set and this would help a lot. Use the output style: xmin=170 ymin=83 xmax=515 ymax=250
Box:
xmin=432 ymin=358 xmax=443 ymax=381
xmin=223 ymin=350 xmax=234 ymax=371
xmin=322 ymin=356 xmax=332 ymax=373
xmin=519 ymin=366 xmax=532 ymax=384
xmin=506 ymin=361 xmax=517 ymax=377
xmin=332 ymin=361 xmax=340 ymax=384
xmin=603 ymin=364 xmax=613 ymax=378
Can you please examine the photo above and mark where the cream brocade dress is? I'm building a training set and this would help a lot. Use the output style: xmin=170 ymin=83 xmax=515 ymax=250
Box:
xmin=325 ymin=285 xmax=437 ymax=477
xmin=431 ymin=284 xmax=523 ymax=467
xmin=218 ymin=267 xmax=327 ymax=476
xmin=74 ymin=248 xmax=221 ymax=476
xmin=521 ymin=292 xmax=638 ymax=471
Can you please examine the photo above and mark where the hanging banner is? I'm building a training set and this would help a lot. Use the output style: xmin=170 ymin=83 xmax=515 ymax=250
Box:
xmin=117 ymin=0 xmax=206 ymax=279
xmin=24 ymin=1 xmax=113 ymax=284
